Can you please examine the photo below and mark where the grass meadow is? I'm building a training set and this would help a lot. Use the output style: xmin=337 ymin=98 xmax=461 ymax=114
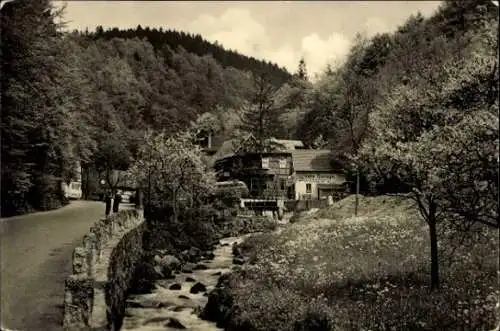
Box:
xmin=224 ymin=195 xmax=498 ymax=331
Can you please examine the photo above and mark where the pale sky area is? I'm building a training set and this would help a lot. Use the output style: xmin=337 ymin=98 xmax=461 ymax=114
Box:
xmin=56 ymin=1 xmax=444 ymax=79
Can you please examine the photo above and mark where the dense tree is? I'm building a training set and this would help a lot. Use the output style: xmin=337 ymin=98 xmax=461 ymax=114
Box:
xmin=238 ymin=72 xmax=285 ymax=151
xmin=356 ymin=10 xmax=498 ymax=289
xmin=0 ymin=0 xmax=83 ymax=215
xmin=128 ymin=131 xmax=216 ymax=221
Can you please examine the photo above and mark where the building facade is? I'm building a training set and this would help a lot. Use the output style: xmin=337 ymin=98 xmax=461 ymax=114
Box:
xmin=291 ymin=150 xmax=347 ymax=200
xmin=211 ymin=137 xmax=347 ymax=202
xmin=214 ymin=152 xmax=294 ymax=199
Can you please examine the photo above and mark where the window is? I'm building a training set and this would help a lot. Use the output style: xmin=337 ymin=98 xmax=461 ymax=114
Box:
xmin=262 ymin=157 xmax=270 ymax=168
xmin=306 ymin=183 xmax=312 ymax=193
xmin=279 ymin=159 xmax=287 ymax=168
xmin=280 ymin=179 xmax=286 ymax=190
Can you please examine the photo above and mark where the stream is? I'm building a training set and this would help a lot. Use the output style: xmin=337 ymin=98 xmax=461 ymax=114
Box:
xmin=121 ymin=234 xmax=251 ymax=331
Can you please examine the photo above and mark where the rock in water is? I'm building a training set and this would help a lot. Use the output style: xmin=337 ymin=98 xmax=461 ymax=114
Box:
xmin=181 ymin=262 xmax=196 ymax=273
xmin=200 ymin=288 xmax=233 ymax=322
xmin=185 ymin=277 xmax=196 ymax=282
xmin=190 ymin=282 xmax=207 ymax=294
xmin=169 ymin=283 xmax=182 ymax=290
xmin=160 ymin=255 xmax=181 ymax=275
xmin=165 ymin=317 xmax=187 ymax=329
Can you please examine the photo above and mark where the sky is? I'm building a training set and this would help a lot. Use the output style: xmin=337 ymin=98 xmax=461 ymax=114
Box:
xmin=56 ymin=1 xmax=443 ymax=79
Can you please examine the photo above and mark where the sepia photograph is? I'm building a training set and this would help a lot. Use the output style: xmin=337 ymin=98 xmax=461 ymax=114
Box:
xmin=0 ymin=0 xmax=499 ymax=330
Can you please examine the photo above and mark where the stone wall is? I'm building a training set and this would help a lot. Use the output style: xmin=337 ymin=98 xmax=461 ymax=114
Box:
xmin=63 ymin=208 xmax=145 ymax=331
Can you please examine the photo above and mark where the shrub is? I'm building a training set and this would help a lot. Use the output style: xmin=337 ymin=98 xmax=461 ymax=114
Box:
xmin=213 ymin=186 xmax=246 ymax=209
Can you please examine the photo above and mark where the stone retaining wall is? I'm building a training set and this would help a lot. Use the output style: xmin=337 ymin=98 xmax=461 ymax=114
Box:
xmin=63 ymin=208 xmax=145 ymax=331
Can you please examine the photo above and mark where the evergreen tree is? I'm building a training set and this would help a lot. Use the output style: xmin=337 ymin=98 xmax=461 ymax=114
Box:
xmin=238 ymin=72 xmax=284 ymax=151
xmin=297 ymin=57 xmax=308 ymax=81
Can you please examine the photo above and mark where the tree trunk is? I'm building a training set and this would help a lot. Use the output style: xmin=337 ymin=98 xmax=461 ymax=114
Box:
xmin=147 ymin=170 xmax=152 ymax=218
xmin=429 ymin=203 xmax=440 ymax=290
xmin=172 ymin=189 xmax=178 ymax=222
xmin=355 ymin=170 xmax=360 ymax=216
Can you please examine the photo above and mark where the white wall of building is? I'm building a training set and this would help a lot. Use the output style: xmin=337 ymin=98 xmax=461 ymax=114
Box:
xmin=294 ymin=173 xmax=346 ymax=200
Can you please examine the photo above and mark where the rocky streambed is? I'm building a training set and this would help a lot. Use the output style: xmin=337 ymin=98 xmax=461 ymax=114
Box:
xmin=121 ymin=234 xmax=253 ymax=331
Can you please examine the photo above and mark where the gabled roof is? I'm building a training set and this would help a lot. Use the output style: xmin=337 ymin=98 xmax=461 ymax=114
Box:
xmin=211 ymin=136 xmax=309 ymax=167
xmin=269 ymin=138 xmax=304 ymax=150
xmin=210 ymin=134 xmax=256 ymax=166
xmin=291 ymin=149 xmax=333 ymax=172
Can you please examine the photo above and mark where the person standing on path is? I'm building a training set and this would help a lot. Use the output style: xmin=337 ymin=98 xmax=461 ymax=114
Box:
xmin=113 ymin=190 xmax=122 ymax=213
xmin=105 ymin=189 xmax=113 ymax=217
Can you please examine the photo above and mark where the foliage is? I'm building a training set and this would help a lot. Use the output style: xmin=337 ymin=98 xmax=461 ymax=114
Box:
xmin=128 ymin=130 xmax=216 ymax=221
xmin=356 ymin=10 xmax=498 ymax=287
xmin=93 ymin=132 xmax=132 ymax=192
xmin=89 ymin=25 xmax=293 ymax=86
xmin=213 ymin=185 xmax=249 ymax=209
xmin=220 ymin=196 xmax=497 ymax=331
xmin=275 ymin=73 xmax=313 ymax=140
xmin=2 ymin=4 xmax=293 ymax=214
xmin=238 ymin=72 xmax=286 ymax=148
xmin=0 ymin=0 xmax=78 ymax=215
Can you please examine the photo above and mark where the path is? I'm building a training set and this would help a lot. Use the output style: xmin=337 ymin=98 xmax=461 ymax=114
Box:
xmin=0 ymin=200 xmax=117 ymax=331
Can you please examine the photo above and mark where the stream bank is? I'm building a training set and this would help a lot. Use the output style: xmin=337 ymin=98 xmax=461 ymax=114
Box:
xmin=121 ymin=234 xmax=253 ymax=330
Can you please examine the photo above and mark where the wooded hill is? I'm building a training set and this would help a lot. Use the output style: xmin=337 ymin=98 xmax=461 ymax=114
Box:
xmin=86 ymin=25 xmax=293 ymax=86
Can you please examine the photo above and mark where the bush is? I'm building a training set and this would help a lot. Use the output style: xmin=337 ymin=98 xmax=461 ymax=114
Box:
xmin=212 ymin=184 xmax=247 ymax=210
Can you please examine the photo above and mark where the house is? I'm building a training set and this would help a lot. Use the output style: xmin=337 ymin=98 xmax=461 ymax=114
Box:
xmin=212 ymin=135 xmax=296 ymax=200
xmin=212 ymin=136 xmax=295 ymax=199
xmin=291 ymin=150 xmax=347 ymax=200
xmin=211 ymin=136 xmax=346 ymax=202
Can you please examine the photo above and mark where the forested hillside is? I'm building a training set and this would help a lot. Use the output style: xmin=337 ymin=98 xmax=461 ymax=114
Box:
xmin=0 ymin=0 xmax=299 ymax=217
xmin=88 ymin=25 xmax=293 ymax=86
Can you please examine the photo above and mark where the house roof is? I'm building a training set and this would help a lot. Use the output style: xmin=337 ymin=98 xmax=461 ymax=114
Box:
xmin=212 ymin=137 xmax=304 ymax=162
xmin=209 ymin=134 xmax=256 ymax=166
xmin=269 ymin=139 xmax=304 ymax=150
xmin=291 ymin=149 xmax=333 ymax=172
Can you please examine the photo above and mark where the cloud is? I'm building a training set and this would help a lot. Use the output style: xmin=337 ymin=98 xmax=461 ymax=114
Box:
xmin=300 ymin=33 xmax=351 ymax=79
xmin=186 ymin=7 xmax=352 ymax=79
xmin=363 ymin=17 xmax=391 ymax=38
xmin=190 ymin=8 xmax=269 ymax=55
